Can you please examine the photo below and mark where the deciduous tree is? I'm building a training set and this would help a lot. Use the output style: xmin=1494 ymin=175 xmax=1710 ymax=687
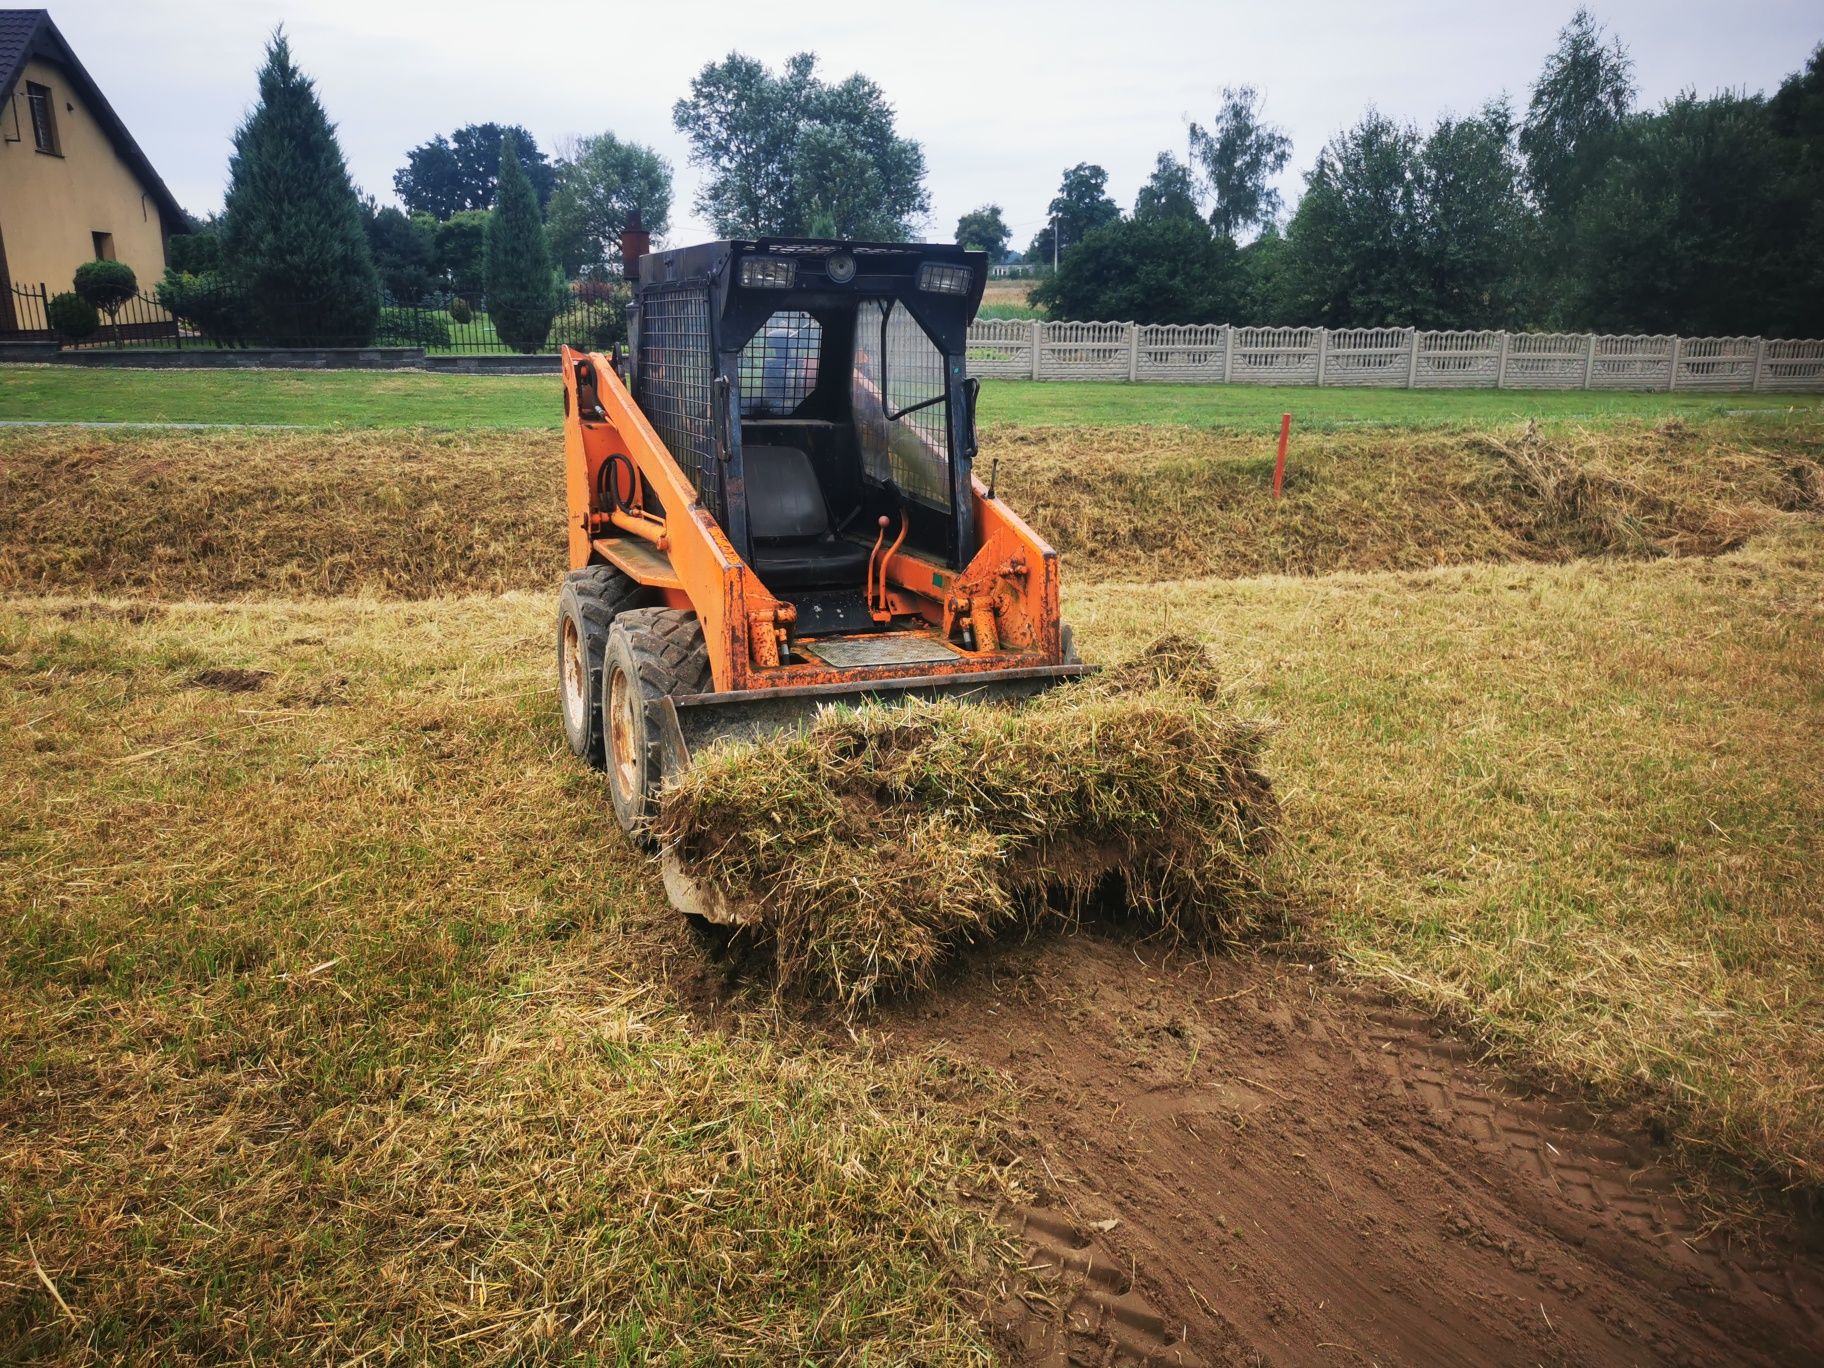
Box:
xmin=395 ymin=123 xmax=555 ymax=217
xmin=1134 ymin=153 xmax=1200 ymax=222
xmin=673 ymin=52 xmax=929 ymax=238
xmin=546 ymin=133 xmax=672 ymax=278
xmin=1026 ymin=164 xmax=1120 ymax=263
xmin=955 ymin=204 xmax=1012 ymax=259
xmin=1189 ymin=87 xmax=1292 ymax=239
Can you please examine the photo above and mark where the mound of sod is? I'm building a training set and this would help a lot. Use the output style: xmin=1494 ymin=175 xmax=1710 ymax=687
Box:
xmin=656 ymin=639 xmax=1278 ymax=1012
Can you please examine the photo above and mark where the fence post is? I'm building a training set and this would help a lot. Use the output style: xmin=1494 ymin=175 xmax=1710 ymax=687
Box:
xmin=1127 ymin=322 xmax=1140 ymax=383
xmin=1667 ymin=335 xmax=1681 ymax=392
xmin=1496 ymin=331 xmax=1510 ymax=389
xmin=1751 ymin=337 xmax=1766 ymax=391
xmin=1405 ymin=328 xmax=1419 ymax=389
xmin=1582 ymin=334 xmax=1598 ymax=389
xmin=1029 ymin=319 xmax=1041 ymax=381
xmin=1315 ymin=327 xmax=1328 ymax=386
xmin=1222 ymin=324 xmax=1235 ymax=384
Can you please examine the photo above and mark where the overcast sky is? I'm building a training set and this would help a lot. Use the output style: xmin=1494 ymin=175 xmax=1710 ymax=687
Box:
xmin=47 ymin=0 xmax=1823 ymax=246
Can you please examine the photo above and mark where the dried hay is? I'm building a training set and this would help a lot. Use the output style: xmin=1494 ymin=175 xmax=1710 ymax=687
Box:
xmin=656 ymin=638 xmax=1278 ymax=1012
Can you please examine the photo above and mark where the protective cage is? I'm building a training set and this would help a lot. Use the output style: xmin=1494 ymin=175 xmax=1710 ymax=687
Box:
xmin=627 ymin=237 xmax=987 ymax=573
xmin=633 ymin=285 xmax=721 ymax=523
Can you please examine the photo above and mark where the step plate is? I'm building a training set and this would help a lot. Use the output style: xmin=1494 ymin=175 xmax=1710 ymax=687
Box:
xmin=804 ymin=635 xmax=962 ymax=668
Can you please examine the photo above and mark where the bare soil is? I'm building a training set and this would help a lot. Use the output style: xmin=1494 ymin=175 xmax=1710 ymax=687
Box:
xmin=879 ymin=935 xmax=1824 ymax=1366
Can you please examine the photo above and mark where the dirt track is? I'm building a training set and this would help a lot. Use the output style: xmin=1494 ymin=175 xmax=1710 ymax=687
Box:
xmin=881 ymin=936 xmax=1824 ymax=1366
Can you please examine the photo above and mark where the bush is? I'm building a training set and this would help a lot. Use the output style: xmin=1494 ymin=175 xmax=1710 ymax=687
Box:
xmin=72 ymin=260 xmax=137 ymax=317
xmin=374 ymin=308 xmax=452 ymax=349
xmin=156 ymin=271 xmax=247 ymax=346
xmin=447 ymin=296 xmax=473 ymax=325
xmin=46 ymin=292 xmax=99 ymax=342
xmin=571 ymin=275 xmax=619 ymax=305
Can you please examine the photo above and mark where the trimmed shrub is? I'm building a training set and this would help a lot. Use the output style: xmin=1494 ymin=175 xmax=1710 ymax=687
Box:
xmin=156 ymin=271 xmax=248 ymax=345
xmin=485 ymin=136 xmax=559 ymax=353
xmin=72 ymin=260 xmax=137 ymax=318
xmin=46 ymin=292 xmax=100 ymax=342
xmin=374 ymin=308 xmax=452 ymax=349
xmin=447 ymin=296 xmax=473 ymax=325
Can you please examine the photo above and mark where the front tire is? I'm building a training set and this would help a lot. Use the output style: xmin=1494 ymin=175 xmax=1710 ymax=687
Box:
xmin=603 ymin=607 xmax=712 ymax=835
xmin=557 ymin=566 xmax=652 ymax=767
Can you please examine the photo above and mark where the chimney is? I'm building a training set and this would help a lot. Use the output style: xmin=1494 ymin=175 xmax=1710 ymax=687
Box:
xmin=620 ymin=208 xmax=650 ymax=282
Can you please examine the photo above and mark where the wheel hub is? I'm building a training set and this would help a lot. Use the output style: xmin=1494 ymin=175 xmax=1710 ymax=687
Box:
xmin=608 ymin=665 xmax=639 ymax=799
xmin=561 ymin=617 xmax=586 ymax=730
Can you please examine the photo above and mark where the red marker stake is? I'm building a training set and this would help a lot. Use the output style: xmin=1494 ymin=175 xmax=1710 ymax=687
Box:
xmin=1273 ymin=412 xmax=1292 ymax=499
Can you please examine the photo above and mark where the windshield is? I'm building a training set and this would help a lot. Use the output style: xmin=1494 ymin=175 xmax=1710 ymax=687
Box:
xmin=850 ymin=299 xmax=950 ymax=511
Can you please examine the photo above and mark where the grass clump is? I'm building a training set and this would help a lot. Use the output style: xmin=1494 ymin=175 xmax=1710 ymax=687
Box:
xmin=656 ymin=639 xmax=1278 ymax=1013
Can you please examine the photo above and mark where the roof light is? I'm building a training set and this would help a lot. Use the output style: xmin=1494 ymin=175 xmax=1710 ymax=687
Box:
xmin=740 ymin=256 xmax=796 ymax=289
xmin=826 ymin=252 xmax=856 ymax=284
xmin=917 ymin=262 xmax=972 ymax=296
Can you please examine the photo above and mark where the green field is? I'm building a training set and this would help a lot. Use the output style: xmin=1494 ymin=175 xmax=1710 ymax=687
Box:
xmin=5 ymin=364 xmax=1818 ymax=431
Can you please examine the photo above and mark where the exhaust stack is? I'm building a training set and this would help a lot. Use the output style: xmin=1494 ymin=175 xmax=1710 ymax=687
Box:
xmin=620 ymin=209 xmax=650 ymax=282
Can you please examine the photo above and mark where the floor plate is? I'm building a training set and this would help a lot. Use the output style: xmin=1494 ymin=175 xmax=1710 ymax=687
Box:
xmin=805 ymin=635 xmax=962 ymax=668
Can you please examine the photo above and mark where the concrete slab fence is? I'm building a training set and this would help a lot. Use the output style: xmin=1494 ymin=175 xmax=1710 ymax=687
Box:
xmin=967 ymin=320 xmax=1824 ymax=392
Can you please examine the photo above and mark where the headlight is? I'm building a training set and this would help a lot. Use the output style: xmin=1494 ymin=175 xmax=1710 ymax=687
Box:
xmin=739 ymin=256 xmax=795 ymax=289
xmin=826 ymin=252 xmax=856 ymax=284
xmin=917 ymin=262 xmax=972 ymax=295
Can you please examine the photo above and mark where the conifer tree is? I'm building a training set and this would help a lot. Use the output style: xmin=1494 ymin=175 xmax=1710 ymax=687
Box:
xmin=485 ymin=136 xmax=558 ymax=353
xmin=221 ymin=31 xmax=380 ymax=345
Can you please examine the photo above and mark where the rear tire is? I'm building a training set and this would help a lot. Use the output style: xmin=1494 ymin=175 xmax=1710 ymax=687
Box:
xmin=1060 ymin=621 xmax=1081 ymax=665
xmin=603 ymin=607 xmax=712 ymax=835
xmin=557 ymin=566 xmax=653 ymax=768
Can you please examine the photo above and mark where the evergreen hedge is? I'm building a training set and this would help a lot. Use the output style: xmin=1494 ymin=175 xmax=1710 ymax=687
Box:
xmin=485 ymin=137 xmax=559 ymax=354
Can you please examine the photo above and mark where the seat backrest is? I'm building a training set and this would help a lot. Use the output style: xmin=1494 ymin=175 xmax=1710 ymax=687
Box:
xmin=744 ymin=444 xmax=831 ymax=541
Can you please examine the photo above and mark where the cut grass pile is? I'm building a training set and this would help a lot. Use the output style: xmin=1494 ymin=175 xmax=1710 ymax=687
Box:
xmin=997 ymin=418 xmax=1824 ymax=582
xmin=7 ymin=419 xmax=1819 ymax=599
xmin=0 ymin=428 xmax=559 ymax=598
xmin=0 ymin=596 xmax=1015 ymax=1362
xmin=657 ymin=639 xmax=1277 ymax=1013
xmin=1075 ymin=521 xmax=1824 ymax=1191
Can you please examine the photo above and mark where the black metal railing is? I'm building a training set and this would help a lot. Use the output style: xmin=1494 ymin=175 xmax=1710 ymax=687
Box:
xmin=1 ymin=279 xmax=626 ymax=355
xmin=3 ymin=282 xmax=51 ymax=338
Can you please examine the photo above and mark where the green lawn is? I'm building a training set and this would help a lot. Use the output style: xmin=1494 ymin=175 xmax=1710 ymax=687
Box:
xmin=3 ymin=363 xmax=1818 ymax=431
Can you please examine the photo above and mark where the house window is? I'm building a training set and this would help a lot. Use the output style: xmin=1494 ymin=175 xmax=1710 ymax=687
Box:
xmin=92 ymin=232 xmax=115 ymax=260
xmin=26 ymin=81 xmax=60 ymax=156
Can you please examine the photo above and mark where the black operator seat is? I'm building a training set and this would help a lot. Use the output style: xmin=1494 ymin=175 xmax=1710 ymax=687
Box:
xmin=742 ymin=444 xmax=873 ymax=590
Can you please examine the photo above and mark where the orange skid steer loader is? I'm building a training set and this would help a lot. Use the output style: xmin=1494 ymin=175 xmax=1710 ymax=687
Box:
xmin=556 ymin=234 xmax=1083 ymax=910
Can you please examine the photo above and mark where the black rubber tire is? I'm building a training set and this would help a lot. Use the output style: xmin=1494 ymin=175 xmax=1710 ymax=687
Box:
xmin=602 ymin=607 xmax=712 ymax=835
xmin=1060 ymin=621 xmax=1081 ymax=665
xmin=556 ymin=566 xmax=653 ymax=768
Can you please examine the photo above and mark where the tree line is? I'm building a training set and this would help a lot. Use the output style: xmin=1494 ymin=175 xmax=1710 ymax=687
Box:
xmin=148 ymin=13 xmax=1822 ymax=351
xmin=153 ymin=37 xmax=939 ymax=350
xmin=1020 ymin=11 xmax=1824 ymax=338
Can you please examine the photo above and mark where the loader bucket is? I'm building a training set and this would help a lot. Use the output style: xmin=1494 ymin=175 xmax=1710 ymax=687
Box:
xmin=652 ymin=663 xmax=1092 ymax=927
xmin=651 ymin=664 xmax=1092 ymax=778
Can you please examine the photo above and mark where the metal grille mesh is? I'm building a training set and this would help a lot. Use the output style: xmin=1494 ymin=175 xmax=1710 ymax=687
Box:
xmin=852 ymin=300 xmax=951 ymax=511
xmin=635 ymin=286 xmax=719 ymax=517
xmin=738 ymin=311 xmax=821 ymax=417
